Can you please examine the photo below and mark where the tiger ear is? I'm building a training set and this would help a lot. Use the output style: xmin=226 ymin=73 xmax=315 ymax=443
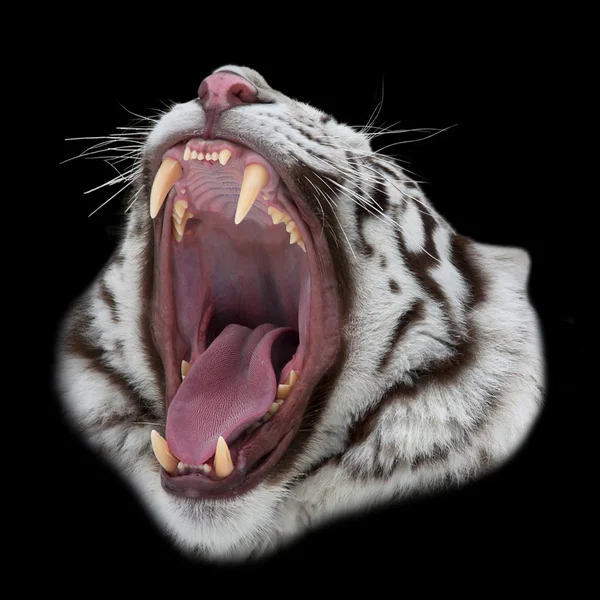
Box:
xmin=499 ymin=246 xmax=531 ymax=284
xmin=478 ymin=243 xmax=532 ymax=287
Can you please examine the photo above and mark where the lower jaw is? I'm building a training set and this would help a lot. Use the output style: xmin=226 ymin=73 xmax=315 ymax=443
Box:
xmin=161 ymin=427 xmax=297 ymax=499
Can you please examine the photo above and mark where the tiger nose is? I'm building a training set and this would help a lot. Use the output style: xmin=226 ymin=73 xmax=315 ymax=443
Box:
xmin=198 ymin=72 xmax=258 ymax=113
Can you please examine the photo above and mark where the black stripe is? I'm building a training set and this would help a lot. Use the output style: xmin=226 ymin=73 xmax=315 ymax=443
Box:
xmin=371 ymin=176 xmax=390 ymax=214
xmin=449 ymin=233 xmax=488 ymax=310
xmin=377 ymin=300 xmax=425 ymax=372
xmin=99 ymin=280 xmax=119 ymax=322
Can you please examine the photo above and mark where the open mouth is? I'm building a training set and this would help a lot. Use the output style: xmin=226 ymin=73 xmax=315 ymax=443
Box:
xmin=149 ymin=138 xmax=341 ymax=499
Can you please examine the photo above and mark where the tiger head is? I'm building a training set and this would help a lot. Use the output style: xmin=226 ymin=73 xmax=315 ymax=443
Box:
xmin=56 ymin=65 xmax=544 ymax=561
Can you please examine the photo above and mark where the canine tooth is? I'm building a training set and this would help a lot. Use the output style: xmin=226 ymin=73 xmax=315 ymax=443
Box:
xmin=285 ymin=370 xmax=298 ymax=388
xmin=219 ymin=149 xmax=232 ymax=165
xmin=191 ymin=150 xmax=198 ymax=159
xmin=150 ymin=430 xmax=178 ymax=474
xmin=290 ymin=229 xmax=302 ymax=245
xmin=150 ymin=158 xmax=183 ymax=219
xmin=277 ymin=384 xmax=291 ymax=399
xmin=235 ymin=164 xmax=269 ymax=224
xmin=183 ymin=147 xmax=191 ymax=161
xmin=174 ymin=199 xmax=188 ymax=218
xmin=181 ymin=360 xmax=191 ymax=379
xmin=211 ymin=151 xmax=218 ymax=161
xmin=268 ymin=402 xmax=280 ymax=416
xmin=286 ymin=220 xmax=297 ymax=233
xmin=214 ymin=436 xmax=234 ymax=478
xmin=197 ymin=152 xmax=204 ymax=160
xmin=297 ymin=240 xmax=306 ymax=252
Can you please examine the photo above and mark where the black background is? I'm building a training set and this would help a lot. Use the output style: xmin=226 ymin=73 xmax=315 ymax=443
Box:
xmin=42 ymin=26 xmax=572 ymax=585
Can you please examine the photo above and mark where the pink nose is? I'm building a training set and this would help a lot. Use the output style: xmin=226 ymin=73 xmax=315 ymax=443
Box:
xmin=198 ymin=72 xmax=258 ymax=114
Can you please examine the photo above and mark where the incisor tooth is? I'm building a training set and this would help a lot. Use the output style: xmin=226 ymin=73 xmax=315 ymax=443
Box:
xmin=219 ymin=149 xmax=232 ymax=165
xmin=214 ymin=436 xmax=234 ymax=478
xmin=277 ymin=384 xmax=291 ymax=399
xmin=150 ymin=158 xmax=183 ymax=219
xmin=191 ymin=150 xmax=198 ymax=159
xmin=150 ymin=430 xmax=178 ymax=474
xmin=181 ymin=360 xmax=191 ymax=379
xmin=197 ymin=152 xmax=204 ymax=160
xmin=211 ymin=152 xmax=218 ymax=161
xmin=183 ymin=147 xmax=191 ymax=161
xmin=235 ymin=164 xmax=269 ymax=225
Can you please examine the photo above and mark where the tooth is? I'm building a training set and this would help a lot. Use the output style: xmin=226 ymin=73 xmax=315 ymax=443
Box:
xmin=297 ymin=240 xmax=306 ymax=252
xmin=150 ymin=430 xmax=178 ymax=474
xmin=174 ymin=199 xmax=188 ymax=218
xmin=267 ymin=206 xmax=282 ymax=224
xmin=285 ymin=370 xmax=298 ymax=388
xmin=219 ymin=149 xmax=232 ymax=165
xmin=172 ymin=212 xmax=183 ymax=225
xmin=191 ymin=150 xmax=198 ymax=159
xmin=211 ymin=151 xmax=218 ymax=161
xmin=286 ymin=220 xmax=297 ymax=233
xmin=268 ymin=402 xmax=280 ymax=416
xmin=205 ymin=154 xmax=211 ymax=161
xmin=235 ymin=164 xmax=269 ymax=224
xmin=173 ymin=219 xmax=186 ymax=236
xmin=181 ymin=360 xmax=191 ymax=379
xmin=183 ymin=147 xmax=191 ymax=161
xmin=290 ymin=229 xmax=302 ymax=245
xmin=202 ymin=464 xmax=212 ymax=474
xmin=197 ymin=152 xmax=204 ymax=161
xmin=150 ymin=158 xmax=183 ymax=219
xmin=277 ymin=384 xmax=291 ymax=399
xmin=281 ymin=213 xmax=292 ymax=224
xmin=173 ymin=228 xmax=183 ymax=243
xmin=214 ymin=436 xmax=234 ymax=478
xmin=260 ymin=413 xmax=271 ymax=423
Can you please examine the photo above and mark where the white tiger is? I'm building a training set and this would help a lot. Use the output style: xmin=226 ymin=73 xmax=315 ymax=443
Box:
xmin=55 ymin=65 xmax=545 ymax=561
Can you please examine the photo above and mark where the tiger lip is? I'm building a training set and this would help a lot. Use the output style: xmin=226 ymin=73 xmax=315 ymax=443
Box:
xmin=149 ymin=137 xmax=342 ymax=499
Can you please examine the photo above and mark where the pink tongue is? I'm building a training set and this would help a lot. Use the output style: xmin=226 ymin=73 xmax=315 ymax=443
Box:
xmin=166 ymin=323 xmax=295 ymax=465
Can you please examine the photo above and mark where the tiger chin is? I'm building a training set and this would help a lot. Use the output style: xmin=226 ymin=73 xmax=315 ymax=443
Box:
xmin=55 ymin=65 xmax=545 ymax=562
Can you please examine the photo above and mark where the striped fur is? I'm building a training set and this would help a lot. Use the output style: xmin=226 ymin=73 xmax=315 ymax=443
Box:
xmin=55 ymin=65 xmax=544 ymax=560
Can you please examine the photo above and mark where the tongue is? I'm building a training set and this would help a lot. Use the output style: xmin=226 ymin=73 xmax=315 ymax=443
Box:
xmin=166 ymin=323 xmax=297 ymax=465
